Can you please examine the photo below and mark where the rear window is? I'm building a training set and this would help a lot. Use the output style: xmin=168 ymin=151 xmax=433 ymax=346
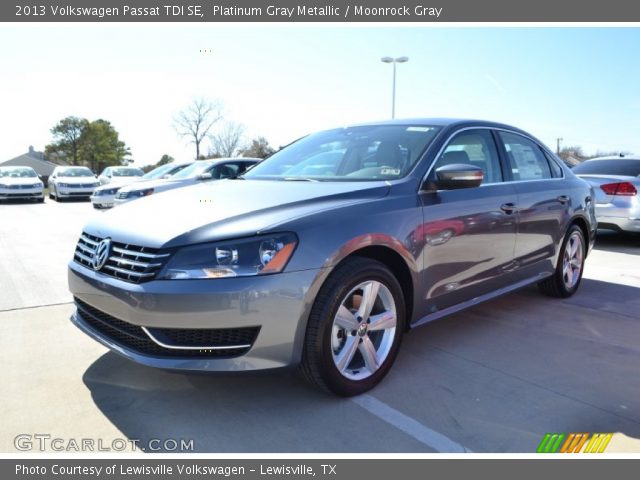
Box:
xmin=572 ymin=159 xmax=640 ymax=177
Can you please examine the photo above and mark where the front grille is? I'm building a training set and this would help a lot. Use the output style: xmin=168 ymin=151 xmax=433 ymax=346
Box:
xmin=6 ymin=184 xmax=39 ymax=189
xmin=2 ymin=192 xmax=41 ymax=197
xmin=73 ymin=232 xmax=170 ymax=283
xmin=147 ymin=326 xmax=260 ymax=348
xmin=74 ymin=298 xmax=259 ymax=358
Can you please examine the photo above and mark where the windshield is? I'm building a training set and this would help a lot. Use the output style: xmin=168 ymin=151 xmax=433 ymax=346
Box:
xmin=58 ymin=167 xmax=94 ymax=177
xmin=171 ymin=160 xmax=214 ymax=180
xmin=572 ymin=159 xmax=640 ymax=177
xmin=112 ymin=167 xmax=144 ymax=177
xmin=0 ymin=167 xmax=37 ymax=178
xmin=142 ymin=163 xmax=189 ymax=180
xmin=243 ymin=125 xmax=441 ymax=181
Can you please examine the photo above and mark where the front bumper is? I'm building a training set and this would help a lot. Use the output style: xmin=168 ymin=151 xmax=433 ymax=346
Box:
xmin=0 ymin=188 xmax=43 ymax=200
xmin=68 ymin=260 xmax=322 ymax=372
xmin=57 ymin=186 xmax=96 ymax=198
xmin=90 ymin=192 xmax=117 ymax=208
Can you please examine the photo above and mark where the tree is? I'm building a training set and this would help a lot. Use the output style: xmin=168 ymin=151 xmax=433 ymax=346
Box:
xmin=174 ymin=98 xmax=223 ymax=159
xmin=44 ymin=116 xmax=89 ymax=165
xmin=78 ymin=119 xmax=131 ymax=172
xmin=141 ymin=154 xmax=175 ymax=173
xmin=208 ymin=121 xmax=246 ymax=158
xmin=157 ymin=154 xmax=175 ymax=166
xmin=239 ymin=136 xmax=276 ymax=159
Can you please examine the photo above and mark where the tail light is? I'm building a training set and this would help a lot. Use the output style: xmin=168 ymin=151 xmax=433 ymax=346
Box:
xmin=600 ymin=182 xmax=637 ymax=196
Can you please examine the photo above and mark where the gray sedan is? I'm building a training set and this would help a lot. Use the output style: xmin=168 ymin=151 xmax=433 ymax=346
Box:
xmin=572 ymin=156 xmax=640 ymax=234
xmin=68 ymin=119 xmax=596 ymax=396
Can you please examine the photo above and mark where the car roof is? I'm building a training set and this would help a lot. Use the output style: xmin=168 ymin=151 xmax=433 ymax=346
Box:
xmin=199 ymin=157 xmax=261 ymax=165
xmin=345 ymin=117 xmax=529 ymax=132
xmin=582 ymin=156 xmax=640 ymax=162
xmin=0 ymin=165 xmax=36 ymax=170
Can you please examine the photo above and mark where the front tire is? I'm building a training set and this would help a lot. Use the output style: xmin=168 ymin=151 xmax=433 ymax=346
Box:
xmin=300 ymin=257 xmax=406 ymax=396
xmin=538 ymin=225 xmax=586 ymax=298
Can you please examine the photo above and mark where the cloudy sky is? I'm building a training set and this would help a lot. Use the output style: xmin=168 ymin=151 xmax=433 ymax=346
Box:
xmin=1 ymin=25 xmax=639 ymax=166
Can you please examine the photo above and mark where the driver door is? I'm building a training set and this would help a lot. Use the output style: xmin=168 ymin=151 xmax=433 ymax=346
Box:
xmin=417 ymin=128 xmax=518 ymax=316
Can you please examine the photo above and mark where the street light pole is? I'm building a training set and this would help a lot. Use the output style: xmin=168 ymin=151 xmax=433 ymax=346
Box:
xmin=381 ymin=56 xmax=409 ymax=119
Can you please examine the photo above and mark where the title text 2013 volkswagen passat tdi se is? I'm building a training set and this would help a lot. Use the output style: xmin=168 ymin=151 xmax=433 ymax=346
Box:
xmin=68 ymin=119 xmax=596 ymax=396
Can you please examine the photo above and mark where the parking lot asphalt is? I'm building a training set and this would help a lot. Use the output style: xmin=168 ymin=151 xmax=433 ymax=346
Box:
xmin=1 ymin=198 xmax=639 ymax=453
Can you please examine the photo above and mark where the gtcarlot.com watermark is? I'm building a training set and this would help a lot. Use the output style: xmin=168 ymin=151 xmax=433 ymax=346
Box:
xmin=15 ymin=434 xmax=194 ymax=452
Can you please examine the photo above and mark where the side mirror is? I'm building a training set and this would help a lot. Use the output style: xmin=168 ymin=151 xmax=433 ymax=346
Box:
xmin=433 ymin=164 xmax=484 ymax=190
xmin=198 ymin=172 xmax=213 ymax=180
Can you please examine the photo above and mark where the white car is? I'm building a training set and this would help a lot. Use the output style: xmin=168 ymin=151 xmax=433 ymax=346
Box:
xmin=49 ymin=166 xmax=100 ymax=201
xmin=0 ymin=166 xmax=44 ymax=203
xmin=114 ymin=158 xmax=260 ymax=206
xmin=91 ymin=162 xmax=193 ymax=209
xmin=98 ymin=166 xmax=144 ymax=185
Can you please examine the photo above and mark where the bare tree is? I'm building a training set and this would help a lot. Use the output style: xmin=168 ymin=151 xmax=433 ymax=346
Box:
xmin=174 ymin=98 xmax=223 ymax=159
xmin=239 ymin=136 xmax=276 ymax=159
xmin=208 ymin=121 xmax=246 ymax=158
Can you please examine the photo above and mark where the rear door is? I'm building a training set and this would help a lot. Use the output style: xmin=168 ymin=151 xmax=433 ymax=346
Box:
xmin=496 ymin=131 xmax=571 ymax=276
xmin=418 ymin=128 xmax=518 ymax=314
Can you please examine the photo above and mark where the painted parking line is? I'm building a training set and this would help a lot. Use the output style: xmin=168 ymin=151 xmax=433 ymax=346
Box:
xmin=351 ymin=394 xmax=472 ymax=453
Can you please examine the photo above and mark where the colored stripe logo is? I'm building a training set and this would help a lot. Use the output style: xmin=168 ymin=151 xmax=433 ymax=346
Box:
xmin=537 ymin=433 xmax=613 ymax=453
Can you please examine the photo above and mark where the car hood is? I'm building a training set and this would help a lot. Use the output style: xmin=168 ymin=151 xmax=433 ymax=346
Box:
xmin=118 ymin=177 xmax=189 ymax=192
xmin=84 ymin=180 xmax=390 ymax=248
xmin=108 ymin=176 xmax=143 ymax=184
xmin=0 ymin=177 xmax=41 ymax=186
xmin=96 ymin=178 xmax=141 ymax=190
xmin=58 ymin=177 xmax=98 ymax=184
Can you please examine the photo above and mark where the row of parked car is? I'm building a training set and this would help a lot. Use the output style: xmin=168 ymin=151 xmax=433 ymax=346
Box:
xmin=0 ymin=157 xmax=261 ymax=208
xmin=1 ymin=151 xmax=638 ymax=237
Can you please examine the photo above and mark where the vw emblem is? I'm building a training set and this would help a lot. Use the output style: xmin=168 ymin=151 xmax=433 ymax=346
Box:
xmin=92 ymin=238 xmax=111 ymax=271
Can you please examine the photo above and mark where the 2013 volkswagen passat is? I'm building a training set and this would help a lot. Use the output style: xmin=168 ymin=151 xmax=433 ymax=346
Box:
xmin=68 ymin=119 xmax=596 ymax=396
xmin=0 ymin=166 xmax=44 ymax=202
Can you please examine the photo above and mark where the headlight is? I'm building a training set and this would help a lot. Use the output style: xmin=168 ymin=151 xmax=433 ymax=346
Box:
xmin=131 ymin=188 xmax=154 ymax=198
xmin=0 ymin=183 xmax=8 ymax=188
xmin=160 ymin=233 xmax=298 ymax=279
xmin=96 ymin=188 xmax=118 ymax=196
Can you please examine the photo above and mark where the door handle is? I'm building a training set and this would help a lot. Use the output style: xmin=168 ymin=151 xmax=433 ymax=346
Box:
xmin=500 ymin=202 xmax=517 ymax=214
xmin=557 ymin=195 xmax=570 ymax=204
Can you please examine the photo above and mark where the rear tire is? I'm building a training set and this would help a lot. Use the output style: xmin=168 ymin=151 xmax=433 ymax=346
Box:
xmin=538 ymin=225 xmax=585 ymax=298
xmin=300 ymin=257 xmax=406 ymax=396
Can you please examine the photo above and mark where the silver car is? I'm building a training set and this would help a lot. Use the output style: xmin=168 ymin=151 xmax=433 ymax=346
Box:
xmin=572 ymin=156 xmax=640 ymax=234
xmin=113 ymin=158 xmax=260 ymax=206
xmin=68 ymin=119 xmax=596 ymax=396
xmin=91 ymin=162 xmax=193 ymax=209
xmin=49 ymin=166 xmax=100 ymax=201
xmin=0 ymin=166 xmax=44 ymax=203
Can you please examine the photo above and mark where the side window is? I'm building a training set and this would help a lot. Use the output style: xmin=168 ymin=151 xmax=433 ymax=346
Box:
xmin=211 ymin=163 xmax=240 ymax=179
xmin=499 ymin=132 xmax=552 ymax=181
xmin=431 ymin=129 xmax=503 ymax=184
xmin=542 ymin=150 xmax=564 ymax=178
